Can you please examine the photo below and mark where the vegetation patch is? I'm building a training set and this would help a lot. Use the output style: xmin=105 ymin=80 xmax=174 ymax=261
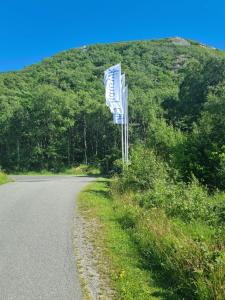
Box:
xmin=1 ymin=38 xmax=225 ymax=181
xmin=77 ymin=179 xmax=168 ymax=300
xmin=11 ymin=164 xmax=101 ymax=176
xmin=64 ymin=164 xmax=101 ymax=176
xmin=112 ymin=146 xmax=225 ymax=299
xmin=0 ymin=171 xmax=10 ymax=185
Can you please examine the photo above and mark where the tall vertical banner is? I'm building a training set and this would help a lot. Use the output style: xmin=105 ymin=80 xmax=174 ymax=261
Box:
xmin=104 ymin=64 xmax=123 ymax=115
xmin=104 ymin=64 xmax=129 ymax=166
xmin=113 ymin=73 xmax=125 ymax=124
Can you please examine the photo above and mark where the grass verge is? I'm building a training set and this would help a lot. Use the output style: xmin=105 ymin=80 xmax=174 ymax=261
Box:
xmin=0 ymin=171 xmax=10 ymax=185
xmin=10 ymin=164 xmax=101 ymax=176
xmin=78 ymin=179 xmax=170 ymax=300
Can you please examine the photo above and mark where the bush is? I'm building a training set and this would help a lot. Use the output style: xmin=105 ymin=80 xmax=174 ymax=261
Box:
xmin=113 ymin=196 xmax=225 ymax=299
xmin=132 ymin=209 xmax=225 ymax=299
xmin=118 ymin=145 xmax=168 ymax=192
xmin=111 ymin=145 xmax=225 ymax=298
xmin=212 ymin=199 xmax=225 ymax=226
xmin=120 ymin=146 xmax=214 ymax=223
xmin=168 ymin=179 xmax=210 ymax=222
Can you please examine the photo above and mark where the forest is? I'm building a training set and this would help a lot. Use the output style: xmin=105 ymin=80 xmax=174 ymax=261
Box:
xmin=1 ymin=37 xmax=225 ymax=298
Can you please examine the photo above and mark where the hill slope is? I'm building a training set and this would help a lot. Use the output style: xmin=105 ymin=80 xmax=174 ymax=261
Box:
xmin=0 ymin=37 xmax=225 ymax=180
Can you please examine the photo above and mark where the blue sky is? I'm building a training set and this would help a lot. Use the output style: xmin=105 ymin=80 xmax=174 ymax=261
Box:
xmin=0 ymin=0 xmax=224 ymax=71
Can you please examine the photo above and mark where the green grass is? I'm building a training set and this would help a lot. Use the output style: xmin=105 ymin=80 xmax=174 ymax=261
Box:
xmin=78 ymin=179 xmax=170 ymax=300
xmin=128 ymin=209 xmax=225 ymax=299
xmin=110 ymin=181 xmax=225 ymax=299
xmin=79 ymin=179 xmax=225 ymax=299
xmin=0 ymin=171 xmax=10 ymax=185
xmin=63 ymin=164 xmax=101 ymax=176
xmin=11 ymin=170 xmax=56 ymax=176
xmin=11 ymin=164 xmax=101 ymax=176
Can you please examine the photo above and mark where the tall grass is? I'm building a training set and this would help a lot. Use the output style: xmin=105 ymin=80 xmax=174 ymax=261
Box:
xmin=0 ymin=171 xmax=9 ymax=185
xmin=112 ymin=146 xmax=225 ymax=299
xmin=78 ymin=180 xmax=170 ymax=299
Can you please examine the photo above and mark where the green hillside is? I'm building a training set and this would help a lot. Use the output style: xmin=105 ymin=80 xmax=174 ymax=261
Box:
xmin=1 ymin=37 xmax=225 ymax=182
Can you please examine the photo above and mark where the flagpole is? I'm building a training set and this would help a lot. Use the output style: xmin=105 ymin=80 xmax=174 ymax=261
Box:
xmin=103 ymin=64 xmax=128 ymax=168
xmin=121 ymin=71 xmax=125 ymax=167
xmin=124 ymin=91 xmax=127 ymax=164
xmin=124 ymin=86 xmax=128 ymax=164
xmin=126 ymin=110 xmax=129 ymax=163
xmin=122 ymin=122 xmax=125 ymax=166
xmin=123 ymin=85 xmax=126 ymax=165
xmin=126 ymin=86 xmax=129 ymax=163
xmin=124 ymin=114 xmax=126 ymax=164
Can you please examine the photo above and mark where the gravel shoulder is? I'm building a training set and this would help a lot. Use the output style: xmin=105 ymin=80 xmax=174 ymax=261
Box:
xmin=74 ymin=180 xmax=116 ymax=300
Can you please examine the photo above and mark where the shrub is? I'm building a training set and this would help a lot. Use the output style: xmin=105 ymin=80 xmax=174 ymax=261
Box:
xmin=118 ymin=145 xmax=168 ymax=192
xmin=134 ymin=176 xmax=213 ymax=223
xmin=132 ymin=209 xmax=225 ymax=299
xmin=111 ymin=143 xmax=225 ymax=298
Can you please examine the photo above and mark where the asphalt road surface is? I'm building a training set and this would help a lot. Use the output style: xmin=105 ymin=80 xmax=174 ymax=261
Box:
xmin=0 ymin=175 xmax=94 ymax=300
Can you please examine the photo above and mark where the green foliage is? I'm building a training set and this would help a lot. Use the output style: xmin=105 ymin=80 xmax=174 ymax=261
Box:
xmin=112 ymin=145 xmax=225 ymax=299
xmin=147 ymin=116 xmax=185 ymax=165
xmin=11 ymin=164 xmax=101 ymax=176
xmin=177 ymin=82 xmax=225 ymax=189
xmin=63 ymin=164 xmax=101 ymax=176
xmin=117 ymin=146 xmax=219 ymax=224
xmin=118 ymin=145 xmax=168 ymax=192
xmin=174 ymin=58 xmax=225 ymax=129
xmin=1 ymin=38 xmax=225 ymax=184
xmin=131 ymin=209 xmax=225 ymax=300
xmin=0 ymin=171 xmax=9 ymax=185
xmin=78 ymin=180 xmax=168 ymax=300
xmin=138 ymin=179 xmax=212 ymax=223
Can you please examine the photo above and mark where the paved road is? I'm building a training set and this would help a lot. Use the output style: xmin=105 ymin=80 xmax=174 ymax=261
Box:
xmin=0 ymin=175 xmax=94 ymax=300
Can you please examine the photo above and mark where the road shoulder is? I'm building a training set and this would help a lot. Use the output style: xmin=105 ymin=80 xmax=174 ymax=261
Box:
xmin=74 ymin=179 xmax=165 ymax=300
xmin=73 ymin=179 xmax=115 ymax=299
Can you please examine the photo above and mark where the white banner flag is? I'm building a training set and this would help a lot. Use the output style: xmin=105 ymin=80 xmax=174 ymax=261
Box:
xmin=104 ymin=64 xmax=123 ymax=114
xmin=113 ymin=77 xmax=127 ymax=125
xmin=113 ymin=113 xmax=125 ymax=124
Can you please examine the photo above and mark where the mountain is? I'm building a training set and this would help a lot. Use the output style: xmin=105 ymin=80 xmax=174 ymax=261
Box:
xmin=1 ymin=37 xmax=225 ymax=185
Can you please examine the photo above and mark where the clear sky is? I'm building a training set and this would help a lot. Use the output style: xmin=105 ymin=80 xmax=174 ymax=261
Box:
xmin=1 ymin=0 xmax=224 ymax=71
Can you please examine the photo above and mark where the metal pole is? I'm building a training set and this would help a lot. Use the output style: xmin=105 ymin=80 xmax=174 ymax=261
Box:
xmin=120 ymin=72 xmax=125 ymax=167
xmin=125 ymin=86 xmax=128 ymax=164
xmin=122 ymin=122 xmax=124 ymax=166
xmin=127 ymin=87 xmax=129 ymax=163
xmin=124 ymin=98 xmax=127 ymax=164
